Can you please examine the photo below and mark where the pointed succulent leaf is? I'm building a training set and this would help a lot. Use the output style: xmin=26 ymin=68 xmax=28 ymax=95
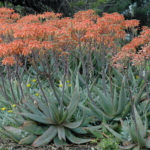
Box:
xmin=20 ymin=112 xmax=53 ymax=124
xmin=21 ymin=120 xmax=46 ymax=135
xmin=117 ymin=77 xmax=126 ymax=115
xmin=65 ymin=129 xmax=91 ymax=144
xmin=134 ymin=84 xmax=146 ymax=104
xmin=113 ymin=87 xmax=118 ymax=112
xmin=103 ymin=124 xmax=125 ymax=142
xmin=57 ymin=127 xmax=66 ymax=141
xmin=129 ymin=120 xmax=146 ymax=147
xmin=112 ymin=67 xmax=123 ymax=85
xmin=13 ymin=115 xmax=25 ymax=126
xmin=134 ymin=106 xmax=146 ymax=137
xmin=89 ymin=102 xmax=112 ymax=120
xmin=71 ymin=127 xmax=88 ymax=134
xmin=75 ymin=71 xmax=80 ymax=92
xmin=63 ymin=119 xmax=83 ymax=129
xmin=4 ymin=126 xmax=28 ymax=141
xmin=122 ymin=102 xmax=131 ymax=118
xmin=96 ymin=89 xmax=113 ymax=115
xmin=0 ymin=128 xmax=19 ymax=142
xmin=79 ymin=104 xmax=94 ymax=116
xmin=24 ymin=101 xmax=44 ymax=116
xmin=67 ymin=89 xmax=80 ymax=120
xmin=32 ymin=126 xmax=57 ymax=147
xmin=32 ymin=96 xmax=51 ymax=117
xmin=133 ymin=106 xmax=147 ymax=147
xmin=146 ymin=138 xmax=150 ymax=148
xmin=54 ymin=87 xmax=70 ymax=105
xmin=19 ymin=134 xmax=37 ymax=145
xmin=129 ymin=122 xmax=137 ymax=142
xmin=119 ymin=144 xmax=136 ymax=150
xmin=54 ymin=136 xmax=67 ymax=147
xmin=129 ymin=67 xmax=137 ymax=88
xmin=49 ymin=103 xmax=60 ymax=123
xmin=144 ymin=114 xmax=148 ymax=135
xmin=59 ymin=110 xmax=68 ymax=124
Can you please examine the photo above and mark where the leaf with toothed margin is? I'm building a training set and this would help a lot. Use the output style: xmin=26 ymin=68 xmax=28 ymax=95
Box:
xmin=20 ymin=120 xmax=46 ymax=135
xmin=32 ymin=126 xmax=57 ymax=147
xmin=54 ymin=136 xmax=67 ymax=147
xmin=57 ymin=127 xmax=66 ymax=141
xmin=19 ymin=134 xmax=37 ymax=145
xmin=67 ymin=89 xmax=80 ymax=120
xmin=65 ymin=129 xmax=91 ymax=144
xmin=63 ymin=119 xmax=83 ymax=129
xmin=20 ymin=112 xmax=53 ymax=124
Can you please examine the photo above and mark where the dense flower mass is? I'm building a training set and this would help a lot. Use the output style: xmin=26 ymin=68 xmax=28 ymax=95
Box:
xmin=0 ymin=7 xmax=143 ymax=66
xmin=113 ymin=28 xmax=150 ymax=67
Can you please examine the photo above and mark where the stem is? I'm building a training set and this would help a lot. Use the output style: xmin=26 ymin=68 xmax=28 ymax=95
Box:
xmin=109 ymin=65 xmax=113 ymax=106
xmin=144 ymin=60 xmax=149 ymax=99
xmin=32 ymin=50 xmax=50 ymax=107
xmin=60 ymin=59 xmax=67 ymax=111
xmin=20 ymin=57 xmax=28 ymax=80
xmin=7 ymin=66 xmax=17 ymax=103
xmin=15 ymin=56 xmax=24 ymax=101
xmin=43 ymin=53 xmax=60 ymax=103
xmin=0 ymin=72 xmax=9 ymax=101
xmin=78 ymin=36 xmax=95 ymax=103
xmin=85 ymin=42 xmax=92 ymax=83
xmin=125 ymin=69 xmax=139 ymax=143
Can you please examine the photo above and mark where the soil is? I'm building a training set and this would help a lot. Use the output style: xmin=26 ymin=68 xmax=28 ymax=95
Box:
xmin=0 ymin=138 xmax=97 ymax=150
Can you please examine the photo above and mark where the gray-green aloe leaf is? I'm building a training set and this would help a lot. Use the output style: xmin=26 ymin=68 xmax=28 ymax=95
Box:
xmin=20 ymin=120 xmax=45 ymax=135
xmin=130 ymin=106 xmax=147 ymax=147
xmin=65 ymin=129 xmax=91 ymax=144
xmin=54 ymin=137 xmax=67 ymax=147
xmin=4 ymin=126 xmax=29 ymax=141
xmin=20 ymin=112 xmax=52 ymax=124
xmin=19 ymin=134 xmax=37 ymax=145
xmin=32 ymin=126 xmax=57 ymax=147
xmin=116 ymin=77 xmax=126 ymax=115
xmin=103 ymin=124 xmax=125 ymax=142
xmin=63 ymin=119 xmax=83 ymax=129
xmin=67 ymin=89 xmax=80 ymax=120
xmin=57 ymin=127 xmax=66 ymax=141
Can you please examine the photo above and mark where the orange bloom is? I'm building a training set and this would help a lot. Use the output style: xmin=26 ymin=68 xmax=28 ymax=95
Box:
xmin=2 ymin=56 xmax=15 ymax=66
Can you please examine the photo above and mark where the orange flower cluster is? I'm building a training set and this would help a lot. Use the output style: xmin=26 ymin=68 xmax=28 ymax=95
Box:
xmin=113 ymin=28 xmax=150 ymax=67
xmin=0 ymin=8 xmax=140 ymax=66
xmin=0 ymin=7 xmax=20 ymax=23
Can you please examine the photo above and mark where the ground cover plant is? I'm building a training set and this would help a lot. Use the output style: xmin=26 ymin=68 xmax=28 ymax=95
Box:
xmin=0 ymin=7 xmax=150 ymax=150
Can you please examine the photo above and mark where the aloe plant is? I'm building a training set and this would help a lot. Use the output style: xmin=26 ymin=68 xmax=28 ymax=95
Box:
xmin=104 ymin=106 xmax=150 ymax=149
xmin=3 ymin=89 xmax=91 ymax=147
xmin=89 ymin=77 xmax=129 ymax=120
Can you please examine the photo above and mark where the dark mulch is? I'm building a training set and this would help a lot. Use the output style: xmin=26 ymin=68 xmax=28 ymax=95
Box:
xmin=0 ymin=138 xmax=97 ymax=150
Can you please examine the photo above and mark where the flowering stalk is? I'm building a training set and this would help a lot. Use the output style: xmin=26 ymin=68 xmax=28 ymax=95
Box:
xmin=60 ymin=59 xmax=67 ymax=111
xmin=44 ymin=54 xmax=60 ymax=104
xmin=15 ymin=56 xmax=24 ymax=101
xmin=0 ymin=72 xmax=9 ymax=102
xmin=78 ymin=36 xmax=95 ymax=103
xmin=144 ymin=59 xmax=150 ymax=99
xmin=32 ymin=50 xmax=50 ymax=108
xmin=7 ymin=66 xmax=17 ymax=103
xmin=109 ymin=65 xmax=114 ymax=106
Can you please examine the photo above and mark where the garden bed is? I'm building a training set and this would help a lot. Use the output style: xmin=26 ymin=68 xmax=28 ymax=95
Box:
xmin=0 ymin=138 xmax=95 ymax=150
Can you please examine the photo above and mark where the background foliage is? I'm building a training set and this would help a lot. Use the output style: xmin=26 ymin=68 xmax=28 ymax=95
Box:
xmin=1 ymin=0 xmax=150 ymax=26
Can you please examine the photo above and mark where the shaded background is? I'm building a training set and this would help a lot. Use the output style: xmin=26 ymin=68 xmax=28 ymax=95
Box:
xmin=0 ymin=0 xmax=150 ymax=26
